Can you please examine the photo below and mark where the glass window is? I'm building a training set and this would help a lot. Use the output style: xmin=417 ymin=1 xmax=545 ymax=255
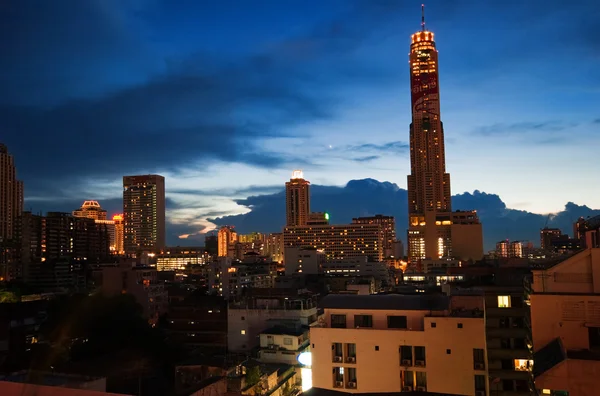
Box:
xmin=416 ymin=371 xmax=427 ymax=388
xmin=388 ymin=315 xmax=408 ymax=329
xmin=414 ymin=346 xmax=426 ymax=365
xmin=400 ymin=345 xmax=413 ymax=364
xmin=498 ymin=296 xmax=511 ymax=308
xmin=331 ymin=314 xmax=347 ymax=328
xmin=332 ymin=342 xmax=343 ymax=360
xmin=473 ymin=348 xmax=485 ymax=367
xmin=589 ymin=327 xmax=600 ymax=348
xmin=402 ymin=371 xmax=414 ymax=387
xmin=354 ymin=315 xmax=373 ymax=328
xmin=283 ymin=337 xmax=293 ymax=346
xmin=474 ymin=375 xmax=486 ymax=391
xmin=346 ymin=343 xmax=356 ymax=359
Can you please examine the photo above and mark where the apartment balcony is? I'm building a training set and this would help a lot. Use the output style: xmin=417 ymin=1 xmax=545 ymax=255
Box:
xmin=488 ymin=369 xmax=531 ymax=381
xmin=486 ymin=327 xmax=528 ymax=338
xmin=486 ymin=307 xmax=528 ymax=317
xmin=487 ymin=348 xmax=530 ymax=360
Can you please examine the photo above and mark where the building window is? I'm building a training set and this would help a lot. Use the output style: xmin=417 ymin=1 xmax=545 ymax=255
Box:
xmin=375 ymin=346 xmax=379 ymax=351
xmin=346 ymin=343 xmax=357 ymax=363
xmin=388 ymin=315 xmax=408 ymax=329
xmin=333 ymin=367 xmax=344 ymax=387
xmin=347 ymin=367 xmax=357 ymax=388
xmin=241 ymin=330 xmax=246 ymax=335
xmin=500 ymin=338 xmax=511 ymax=349
xmin=473 ymin=348 xmax=485 ymax=370
xmin=283 ymin=337 xmax=293 ymax=346
xmin=414 ymin=346 xmax=426 ymax=366
xmin=446 ymin=349 xmax=451 ymax=354
xmin=498 ymin=296 xmax=511 ymax=308
xmin=332 ymin=343 xmax=343 ymax=362
xmin=514 ymin=359 xmax=532 ymax=371
xmin=457 ymin=323 xmax=463 ymax=328
xmin=474 ymin=375 xmax=486 ymax=392
xmin=589 ymin=327 xmax=600 ymax=348
xmin=331 ymin=314 xmax=347 ymax=328
xmin=415 ymin=372 xmax=427 ymax=391
xmin=431 ymin=322 xmax=436 ymax=328
xmin=401 ymin=371 xmax=414 ymax=390
xmin=400 ymin=345 xmax=413 ymax=365
xmin=354 ymin=314 xmax=373 ymax=328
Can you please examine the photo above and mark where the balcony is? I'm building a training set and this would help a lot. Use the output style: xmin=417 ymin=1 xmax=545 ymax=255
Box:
xmin=488 ymin=369 xmax=531 ymax=381
xmin=486 ymin=327 xmax=528 ymax=338
xmin=486 ymin=307 xmax=528 ymax=317
xmin=487 ymin=348 xmax=530 ymax=360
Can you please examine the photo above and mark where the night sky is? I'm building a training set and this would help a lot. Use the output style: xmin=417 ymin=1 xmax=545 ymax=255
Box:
xmin=2 ymin=0 xmax=599 ymax=244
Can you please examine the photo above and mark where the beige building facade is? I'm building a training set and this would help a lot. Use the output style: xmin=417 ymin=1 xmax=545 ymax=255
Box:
xmin=310 ymin=294 xmax=488 ymax=395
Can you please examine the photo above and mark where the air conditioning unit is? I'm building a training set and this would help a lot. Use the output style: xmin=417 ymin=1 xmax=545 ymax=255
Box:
xmin=414 ymin=360 xmax=425 ymax=367
xmin=335 ymin=381 xmax=344 ymax=388
xmin=416 ymin=386 xmax=426 ymax=392
xmin=333 ymin=356 xmax=343 ymax=362
xmin=474 ymin=362 xmax=485 ymax=370
xmin=346 ymin=356 xmax=356 ymax=363
xmin=347 ymin=382 xmax=357 ymax=389
xmin=401 ymin=359 xmax=412 ymax=366
xmin=402 ymin=386 xmax=413 ymax=391
xmin=475 ymin=391 xmax=485 ymax=396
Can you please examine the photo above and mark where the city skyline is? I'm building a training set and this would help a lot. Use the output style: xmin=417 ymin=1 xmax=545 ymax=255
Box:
xmin=2 ymin=1 xmax=599 ymax=244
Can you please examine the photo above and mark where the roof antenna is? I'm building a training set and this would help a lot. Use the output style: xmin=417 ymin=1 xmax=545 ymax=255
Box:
xmin=421 ymin=4 xmax=425 ymax=31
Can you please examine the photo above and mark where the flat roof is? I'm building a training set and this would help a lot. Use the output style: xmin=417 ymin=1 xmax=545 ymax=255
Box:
xmin=319 ymin=294 xmax=449 ymax=311
xmin=303 ymin=387 xmax=466 ymax=396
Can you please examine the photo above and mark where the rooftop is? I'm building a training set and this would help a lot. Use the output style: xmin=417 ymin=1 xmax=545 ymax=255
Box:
xmin=319 ymin=294 xmax=449 ymax=311
xmin=0 ymin=370 xmax=103 ymax=387
xmin=304 ymin=387 xmax=466 ymax=396
xmin=261 ymin=325 xmax=308 ymax=337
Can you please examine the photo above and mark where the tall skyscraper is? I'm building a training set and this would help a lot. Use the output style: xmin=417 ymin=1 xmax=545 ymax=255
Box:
xmin=112 ymin=214 xmax=124 ymax=255
xmin=0 ymin=144 xmax=24 ymax=241
xmin=285 ymin=170 xmax=310 ymax=227
xmin=123 ymin=175 xmax=166 ymax=255
xmin=406 ymin=8 xmax=483 ymax=263
xmin=352 ymin=215 xmax=396 ymax=257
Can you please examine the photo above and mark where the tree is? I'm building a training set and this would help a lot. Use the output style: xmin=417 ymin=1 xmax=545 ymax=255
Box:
xmin=246 ymin=366 xmax=262 ymax=387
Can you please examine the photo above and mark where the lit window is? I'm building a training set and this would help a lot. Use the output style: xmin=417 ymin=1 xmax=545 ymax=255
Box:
xmin=542 ymin=390 xmax=551 ymax=395
xmin=497 ymin=296 xmax=511 ymax=308
xmin=241 ymin=330 xmax=246 ymax=335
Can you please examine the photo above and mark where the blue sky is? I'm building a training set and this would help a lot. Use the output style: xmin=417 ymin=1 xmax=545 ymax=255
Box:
xmin=1 ymin=0 xmax=599 ymax=243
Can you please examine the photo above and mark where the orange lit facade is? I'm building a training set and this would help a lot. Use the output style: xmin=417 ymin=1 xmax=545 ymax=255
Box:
xmin=112 ymin=214 xmax=124 ymax=254
xmin=217 ymin=225 xmax=237 ymax=257
xmin=529 ymin=248 xmax=600 ymax=396
xmin=406 ymin=13 xmax=482 ymax=263
xmin=72 ymin=200 xmax=107 ymax=220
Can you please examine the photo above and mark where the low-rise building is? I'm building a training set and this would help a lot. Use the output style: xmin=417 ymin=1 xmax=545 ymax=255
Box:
xmin=258 ymin=326 xmax=310 ymax=365
xmin=228 ymin=289 xmax=318 ymax=352
xmin=310 ymin=293 xmax=488 ymax=395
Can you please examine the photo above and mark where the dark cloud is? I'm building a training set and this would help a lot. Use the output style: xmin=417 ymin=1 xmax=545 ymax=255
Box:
xmin=353 ymin=155 xmax=380 ymax=162
xmin=211 ymin=179 xmax=600 ymax=251
xmin=348 ymin=141 xmax=409 ymax=154
xmin=476 ymin=121 xmax=572 ymax=136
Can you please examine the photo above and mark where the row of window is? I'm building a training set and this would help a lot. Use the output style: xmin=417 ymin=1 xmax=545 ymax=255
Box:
xmin=331 ymin=314 xmax=468 ymax=330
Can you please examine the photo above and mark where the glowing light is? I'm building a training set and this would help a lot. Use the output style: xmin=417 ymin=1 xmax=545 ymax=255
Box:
xmin=325 ymin=213 xmax=330 ymax=221
xmin=298 ymin=352 xmax=312 ymax=367
xmin=112 ymin=214 xmax=124 ymax=221
xmin=292 ymin=170 xmax=304 ymax=179
xmin=301 ymin=367 xmax=312 ymax=392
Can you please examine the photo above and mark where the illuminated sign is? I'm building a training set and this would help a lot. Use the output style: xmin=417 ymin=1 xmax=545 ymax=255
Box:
xmin=297 ymin=352 xmax=311 ymax=367
xmin=324 ymin=213 xmax=330 ymax=221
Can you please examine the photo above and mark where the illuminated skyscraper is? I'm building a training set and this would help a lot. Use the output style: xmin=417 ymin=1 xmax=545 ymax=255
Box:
xmin=123 ymin=175 xmax=166 ymax=255
xmin=218 ymin=225 xmax=237 ymax=257
xmin=406 ymin=7 xmax=483 ymax=262
xmin=112 ymin=214 xmax=124 ymax=254
xmin=285 ymin=170 xmax=310 ymax=227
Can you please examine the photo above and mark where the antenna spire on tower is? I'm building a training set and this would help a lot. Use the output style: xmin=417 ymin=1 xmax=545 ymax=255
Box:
xmin=421 ymin=4 xmax=425 ymax=31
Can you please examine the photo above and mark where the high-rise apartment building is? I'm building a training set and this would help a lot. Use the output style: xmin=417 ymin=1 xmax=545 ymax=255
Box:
xmin=352 ymin=215 xmax=396 ymax=257
xmin=0 ymin=144 xmax=23 ymax=241
xmin=123 ymin=175 xmax=166 ymax=255
xmin=72 ymin=200 xmax=107 ymax=220
xmin=405 ymin=9 xmax=482 ymax=263
xmin=217 ymin=225 xmax=237 ymax=257
xmin=112 ymin=214 xmax=124 ymax=254
xmin=286 ymin=170 xmax=310 ymax=227
xmin=540 ymin=227 xmax=562 ymax=251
